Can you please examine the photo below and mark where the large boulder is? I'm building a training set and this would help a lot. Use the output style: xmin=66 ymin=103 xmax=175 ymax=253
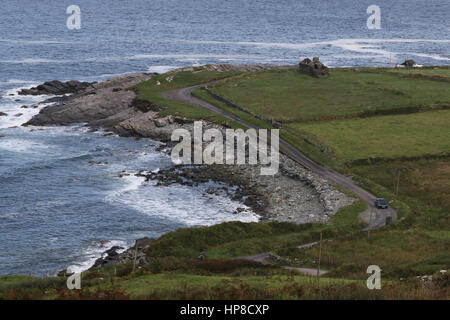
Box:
xmin=18 ymin=80 xmax=93 ymax=96
xmin=396 ymin=59 xmax=422 ymax=68
xmin=401 ymin=59 xmax=416 ymax=67
xmin=299 ymin=57 xmax=329 ymax=77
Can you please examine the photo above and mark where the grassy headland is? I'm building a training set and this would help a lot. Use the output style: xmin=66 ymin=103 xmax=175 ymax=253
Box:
xmin=2 ymin=66 xmax=448 ymax=300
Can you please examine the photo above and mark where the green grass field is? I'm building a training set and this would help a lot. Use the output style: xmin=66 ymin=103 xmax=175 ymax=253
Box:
xmin=133 ymin=70 xmax=243 ymax=128
xmin=351 ymin=158 xmax=450 ymax=228
xmin=382 ymin=66 xmax=450 ymax=79
xmin=209 ymin=69 xmax=450 ymax=122
xmin=287 ymin=110 xmax=450 ymax=162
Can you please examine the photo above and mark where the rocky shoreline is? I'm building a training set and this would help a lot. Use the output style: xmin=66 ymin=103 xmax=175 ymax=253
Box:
xmin=21 ymin=64 xmax=354 ymax=272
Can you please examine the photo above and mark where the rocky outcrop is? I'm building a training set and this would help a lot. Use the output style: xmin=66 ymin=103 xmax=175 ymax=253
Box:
xmin=23 ymin=74 xmax=152 ymax=127
xmin=401 ymin=59 xmax=416 ymax=67
xmin=22 ymin=73 xmax=198 ymax=142
xmin=18 ymin=80 xmax=93 ymax=96
xmin=396 ymin=59 xmax=422 ymax=68
xmin=112 ymin=113 xmax=193 ymax=141
xmin=91 ymin=237 xmax=153 ymax=269
xmin=0 ymin=112 xmax=7 ymax=116
xmin=299 ymin=57 xmax=329 ymax=78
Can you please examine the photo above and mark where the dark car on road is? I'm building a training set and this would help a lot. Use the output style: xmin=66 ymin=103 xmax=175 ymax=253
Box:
xmin=375 ymin=198 xmax=389 ymax=209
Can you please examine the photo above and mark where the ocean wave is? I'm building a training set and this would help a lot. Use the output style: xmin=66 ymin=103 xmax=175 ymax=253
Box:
xmin=0 ymin=58 xmax=73 ymax=64
xmin=147 ymin=65 xmax=179 ymax=74
xmin=105 ymin=173 xmax=147 ymax=202
xmin=0 ymin=53 xmax=282 ymax=64
xmin=0 ymin=79 xmax=39 ymax=85
xmin=66 ymin=239 xmax=128 ymax=274
xmin=3 ymin=84 xmax=52 ymax=99
xmin=0 ymin=101 xmax=53 ymax=130
xmin=111 ymin=180 xmax=259 ymax=227
xmin=0 ymin=39 xmax=74 ymax=44
xmin=175 ymin=38 xmax=450 ymax=47
xmin=409 ymin=53 xmax=450 ymax=61
xmin=174 ymin=38 xmax=450 ymax=62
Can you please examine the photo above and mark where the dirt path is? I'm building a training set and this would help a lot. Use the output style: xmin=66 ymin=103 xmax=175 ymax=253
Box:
xmin=162 ymin=84 xmax=397 ymax=229
xmin=233 ymin=253 xmax=328 ymax=276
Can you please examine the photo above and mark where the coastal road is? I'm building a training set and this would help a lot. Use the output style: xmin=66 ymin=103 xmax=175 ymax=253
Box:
xmin=162 ymin=84 xmax=397 ymax=229
xmin=232 ymin=253 xmax=328 ymax=276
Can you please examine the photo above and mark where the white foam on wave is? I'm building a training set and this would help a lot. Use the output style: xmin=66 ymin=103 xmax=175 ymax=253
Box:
xmin=0 ymin=83 xmax=58 ymax=129
xmin=0 ymin=39 xmax=73 ymax=44
xmin=2 ymin=38 xmax=448 ymax=66
xmin=0 ymin=58 xmax=72 ymax=64
xmin=0 ymin=101 xmax=54 ymax=130
xmin=90 ymin=53 xmax=274 ymax=63
xmin=105 ymin=173 xmax=147 ymax=202
xmin=147 ymin=65 xmax=178 ymax=74
xmin=175 ymin=38 xmax=450 ymax=63
xmin=175 ymin=39 xmax=320 ymax=50
xmin=3 ymin=83 xmax=39 ymax=97
xmin=176 ymin=38 xmax=450 ymax=48
xmin=66 ymin=239 xmax=128 ymax=274
xmin=109 ymin=178 xmax=259 ymax=227
xmin=408 ymin=53 xmax=450 ymax=61
xmin=330 ymin=39 xmax=394 ymax=58
xmin=0 ymin=79 xmax=39 ymax=85
xmin=0 ymin=137 xmax=53 ymax=153
xmin=0 ymin=53 xmax=278 ymax=64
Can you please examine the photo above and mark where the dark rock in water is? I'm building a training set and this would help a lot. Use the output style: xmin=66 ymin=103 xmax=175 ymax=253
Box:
xmin=14 ymin=113 xmax=23 ymax=117
xmin=0 ymin=112 xmax=7 ymax=116
xmin=299 ymin=57 xmax=329 ymax=78
xmin=90 ymin=237 xmax=153 ymax=269
xmin=20 ymin=105 xmax=29 ymax=109
xmin=18 ymin=80 xmax=93 ymax=96
xmin=104 ymin=246 xmax=124 ymax=258
xmin=401 ymin=59 xmax=417 ymax=67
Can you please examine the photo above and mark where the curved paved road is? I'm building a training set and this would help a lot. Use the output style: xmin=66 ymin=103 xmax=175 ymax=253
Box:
xmin=162 ymin=84 xmax=397 ymax=229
